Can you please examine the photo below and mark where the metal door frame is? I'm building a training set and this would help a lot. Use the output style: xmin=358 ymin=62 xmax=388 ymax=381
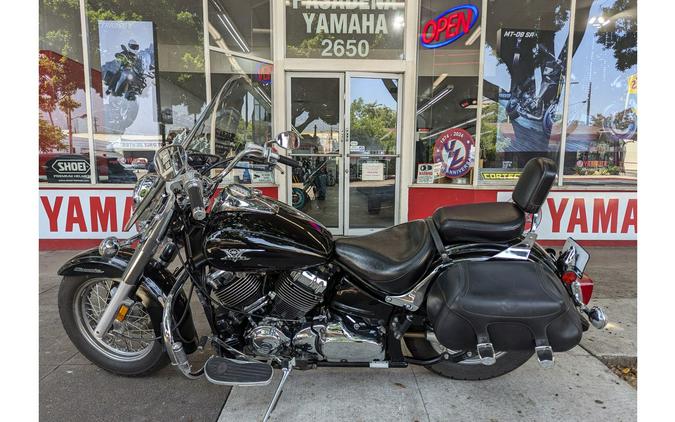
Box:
xmin=344 ymin=72 xmax=403 ymax=236
xmin=285 ymin=72 xmax=345 ymax=235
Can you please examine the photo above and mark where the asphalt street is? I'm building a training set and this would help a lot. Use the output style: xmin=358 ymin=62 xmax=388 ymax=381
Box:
xmin=39 ymin=247 xmax=637 ymax=421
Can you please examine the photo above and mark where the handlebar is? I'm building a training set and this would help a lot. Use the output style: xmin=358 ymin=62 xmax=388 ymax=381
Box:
xmin=184 ymin=171 xmax=206 ymax=221
xmin=276 ymin=154 xmax=302 ymax=168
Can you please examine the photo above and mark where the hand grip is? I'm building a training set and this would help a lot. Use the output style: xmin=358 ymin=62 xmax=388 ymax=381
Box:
xmin=277 ymin=155 xmax=302 ymax=168
xmin=184 ymin=176 xmax=206 ymax=221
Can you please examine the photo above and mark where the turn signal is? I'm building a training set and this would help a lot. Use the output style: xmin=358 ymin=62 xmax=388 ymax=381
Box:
xmin=115 ymin=304 xmax=130 ymax=322
xmin=561 ymin=271 xmax=578 ymax=284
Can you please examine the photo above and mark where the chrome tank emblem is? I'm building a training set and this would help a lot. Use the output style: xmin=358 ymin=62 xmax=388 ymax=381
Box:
xmin=218 ymin=249 xmax=262 ymax=262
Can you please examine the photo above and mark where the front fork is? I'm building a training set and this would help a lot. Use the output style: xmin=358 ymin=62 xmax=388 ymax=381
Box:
xmin=93 ymin=201 xmax=175 ymax=340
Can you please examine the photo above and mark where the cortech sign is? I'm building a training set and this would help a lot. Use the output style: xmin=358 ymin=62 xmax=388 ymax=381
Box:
xmin=286 ymin=0 xmax=405 ymax=59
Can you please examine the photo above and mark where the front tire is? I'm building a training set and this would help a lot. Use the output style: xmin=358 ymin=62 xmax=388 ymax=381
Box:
xmin=405 ymin=337 xmax=533 ymax=380
xmin=58 ymin=275 xmax=168 ymax=377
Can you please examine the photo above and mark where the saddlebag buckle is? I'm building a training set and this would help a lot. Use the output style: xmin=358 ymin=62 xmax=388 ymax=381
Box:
xmin=476 ymin=342 xmax=496 ymax=366
xmin=535 ymin=345 xmax=555 ymax=369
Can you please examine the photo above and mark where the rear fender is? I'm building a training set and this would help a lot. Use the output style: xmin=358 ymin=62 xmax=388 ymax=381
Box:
xmin=58 ymin=247 xmax=198 ymax=354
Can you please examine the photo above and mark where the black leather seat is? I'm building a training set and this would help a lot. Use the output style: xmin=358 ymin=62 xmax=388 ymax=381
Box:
xmin=334 ymin=220 xmax=434 ymax=295
xmin=432 ymin=157 xmax=557 ymax=244
xmin=432 ymin=202 xmax=525 ymax=244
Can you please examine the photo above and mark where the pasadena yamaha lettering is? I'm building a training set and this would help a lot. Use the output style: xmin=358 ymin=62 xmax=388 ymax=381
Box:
xmin=287 ymin=0 xmax=404 ymax=58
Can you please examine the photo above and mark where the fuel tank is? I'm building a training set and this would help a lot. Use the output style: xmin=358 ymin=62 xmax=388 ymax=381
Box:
xmin=204 ymin=184 xmax=333 ymax=272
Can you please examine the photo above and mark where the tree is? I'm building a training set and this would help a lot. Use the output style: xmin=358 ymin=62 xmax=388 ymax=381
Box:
xmin=349 ymin=98 xmax=397 ymax=154
xmin=39 ymin=52 xmax=80 ymax=152
xmin=594 ymin=0 xmax=637 ymax=72
xmin=39 ymin=117 xmax=66 ymax=152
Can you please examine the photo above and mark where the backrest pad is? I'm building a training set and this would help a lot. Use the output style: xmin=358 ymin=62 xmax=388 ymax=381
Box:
xmin=512 ymin=157 xmax=557 ymax=214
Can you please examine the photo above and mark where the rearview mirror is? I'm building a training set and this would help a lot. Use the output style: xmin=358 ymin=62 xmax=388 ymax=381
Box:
xmin=275 ymin=131 xmax=300 ymax=150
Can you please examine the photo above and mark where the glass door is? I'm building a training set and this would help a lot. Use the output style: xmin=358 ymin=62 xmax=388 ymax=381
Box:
xmin=287 ymin=73 xmax=344 ymax=234
xmin=344 ymin=74 xmax=401 ymax=235
xmin=286 ymin=73 xmax=401 ymax=236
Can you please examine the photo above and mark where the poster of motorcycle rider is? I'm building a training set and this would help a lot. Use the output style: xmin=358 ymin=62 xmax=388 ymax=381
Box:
xmin=98 ymin=20 xmax=158 ymax=136
xmin=494 ymin=27 xmax=567 ymax=155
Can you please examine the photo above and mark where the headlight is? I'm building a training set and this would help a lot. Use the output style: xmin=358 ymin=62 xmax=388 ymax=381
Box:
xmin=124 ymin=174 xmax=164 ymax=232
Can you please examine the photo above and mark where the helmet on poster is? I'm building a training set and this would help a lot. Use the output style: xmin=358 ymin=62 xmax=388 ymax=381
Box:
xmin=128 ymin=39 xmax=140 ymax=51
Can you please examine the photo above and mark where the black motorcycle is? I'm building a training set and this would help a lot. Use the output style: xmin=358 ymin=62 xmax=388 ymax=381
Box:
xmin=57 ymin=82 xmax=607 ymax=421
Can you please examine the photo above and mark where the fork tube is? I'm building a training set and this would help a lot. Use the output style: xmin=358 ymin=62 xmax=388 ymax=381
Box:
xmin=93 ymin=201 xmax=174 ymax=340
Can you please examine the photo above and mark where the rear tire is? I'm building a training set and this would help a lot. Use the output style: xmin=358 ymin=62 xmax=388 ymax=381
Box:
xmin=58 ymin=275 xmax=169 ymax=377
xmin=405 ymin=337 xmax=533 ymax=380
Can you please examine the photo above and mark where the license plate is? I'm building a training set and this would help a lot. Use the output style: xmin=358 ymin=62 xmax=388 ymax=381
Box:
xmin=561 ymin=238 xmax=590 ymax=274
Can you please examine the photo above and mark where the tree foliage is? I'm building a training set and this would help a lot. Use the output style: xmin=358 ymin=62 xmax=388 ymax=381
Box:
xmin=349 ymin=98 xmax=396 ymax=154
xmin=594 ymin=0 xmax=637 ymax=72
xmin=39 ymin=117 xmax=65 ymax=152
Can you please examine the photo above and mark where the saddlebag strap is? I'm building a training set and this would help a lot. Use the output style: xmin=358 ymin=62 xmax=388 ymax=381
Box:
xmin=425 ymin=217 xmax=450 ymax=263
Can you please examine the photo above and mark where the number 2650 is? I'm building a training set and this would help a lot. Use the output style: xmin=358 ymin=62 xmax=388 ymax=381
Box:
xmin=321 ymin=39 xmax=369 ymax=57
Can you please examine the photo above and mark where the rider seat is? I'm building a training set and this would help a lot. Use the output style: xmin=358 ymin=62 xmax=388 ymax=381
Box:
xmin=334 ymin=220 xmax=434 ymax=295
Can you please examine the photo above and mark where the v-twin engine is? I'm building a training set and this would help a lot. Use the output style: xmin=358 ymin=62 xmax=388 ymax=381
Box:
xmin=208 ymin=268 xmax=385 ymax=363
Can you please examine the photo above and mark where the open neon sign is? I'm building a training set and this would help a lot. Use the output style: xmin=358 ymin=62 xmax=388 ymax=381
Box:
xmin=420 ymin=4 xmax=479 ymax=49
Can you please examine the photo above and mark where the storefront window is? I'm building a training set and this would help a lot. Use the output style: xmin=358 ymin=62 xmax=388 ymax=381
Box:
xmin=563 ymin=0 xmax=637 ymax=185
xmin=414 ymin=0 xmax=481 ymax=185
xmin=39 ymin=0 xmax=91 ymax=184
xmin=208 ymin=52 xmax=273 ymax=184
xmin=285 ymin=0 xmax=406 ymax=59
xmin=85 ymin=0 xmax=206 ymax=184
xmin=478 ymin=0 xmax=571 ymax=185
xmin=208 ymin=0 xmax=271 ymax=60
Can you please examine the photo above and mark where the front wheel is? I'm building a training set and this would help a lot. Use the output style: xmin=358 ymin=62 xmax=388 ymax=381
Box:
xmin=58 ymin=275 xmax=168 ymax=376
xmin=404 ymin=336 xmax=533 ymax=380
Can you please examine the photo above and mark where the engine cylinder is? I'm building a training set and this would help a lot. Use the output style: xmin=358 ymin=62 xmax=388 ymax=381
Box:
xmin=209 ymin=271 xmax=264 ymax=309
xmin=272 ymin=271 xmax=327 ymax=319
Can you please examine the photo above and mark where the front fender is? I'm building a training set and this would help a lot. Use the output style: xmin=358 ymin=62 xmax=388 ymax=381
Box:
xmin=58 ymin=247 xmax=198 ymax=354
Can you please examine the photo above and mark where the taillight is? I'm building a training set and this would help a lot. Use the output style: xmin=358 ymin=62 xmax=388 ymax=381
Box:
xmin=561 ymin=271 xmax=577 ymax=284
xmin=578 ymin=274 xmax=594 ymax=305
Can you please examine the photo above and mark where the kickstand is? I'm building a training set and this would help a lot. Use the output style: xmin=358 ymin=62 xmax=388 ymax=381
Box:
xmin=262 ymin=358 xmax=295 ymax=422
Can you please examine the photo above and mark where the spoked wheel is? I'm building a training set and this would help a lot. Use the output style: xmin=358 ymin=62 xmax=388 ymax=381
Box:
xmin=58 ymin=276 xmax=168 ymax=376
xmin=405 ymin=335 xmax=533 ymax=380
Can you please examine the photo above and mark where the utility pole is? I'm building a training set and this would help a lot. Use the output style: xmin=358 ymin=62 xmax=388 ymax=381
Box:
xmin=585 ymin=82 xmax=592 ymax=125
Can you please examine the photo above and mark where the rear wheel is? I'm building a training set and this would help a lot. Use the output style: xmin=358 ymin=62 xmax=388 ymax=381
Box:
xmin=58 ymin=275 xmax=168 ymax=376
xmin=404 ymin=336 xmax=533 ymax=380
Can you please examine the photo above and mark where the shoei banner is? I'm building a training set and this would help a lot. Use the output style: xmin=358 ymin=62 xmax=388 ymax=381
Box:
xmin=39 ymin=188 xmax=137 ymax=239
xmin=497 ymin=191 xmax=637 ymax=240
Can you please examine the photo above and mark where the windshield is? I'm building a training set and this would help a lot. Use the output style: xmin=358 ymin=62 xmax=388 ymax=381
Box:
xmin=183 ymin=73 xmax=272 ymax=158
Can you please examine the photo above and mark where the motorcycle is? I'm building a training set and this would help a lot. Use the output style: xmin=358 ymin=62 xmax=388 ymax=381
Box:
xmin=57 ymin=81 xmax=607 ymax=422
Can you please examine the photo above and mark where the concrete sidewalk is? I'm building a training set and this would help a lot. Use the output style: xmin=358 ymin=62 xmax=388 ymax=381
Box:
xmin=39 ymin=247 xmax=637 ymax=421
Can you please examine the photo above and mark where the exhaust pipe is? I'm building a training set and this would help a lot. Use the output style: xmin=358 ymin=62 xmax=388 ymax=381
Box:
xmin=585 ymin=306 xmax=608 ymax=329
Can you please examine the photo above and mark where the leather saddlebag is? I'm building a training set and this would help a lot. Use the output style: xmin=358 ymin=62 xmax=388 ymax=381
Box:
xmin=426 ymin=260 xmax=582 ymax=364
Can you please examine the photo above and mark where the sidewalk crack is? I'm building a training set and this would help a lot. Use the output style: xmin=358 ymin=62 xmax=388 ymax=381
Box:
xmin=411 ymin=366 xmax=432 ymax=422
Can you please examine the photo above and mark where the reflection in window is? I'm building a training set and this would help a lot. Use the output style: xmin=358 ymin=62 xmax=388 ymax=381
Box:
xmin=479 ymin=0 xmax=571 ymax=184
xmin=39 ymin=0 xmax=91 ymax=183
xmin=208 ymin=0 xmax=271 ymax=60
xmin=206 ymin=52 xmax=273 ymax=183
xmin=415 ymin=0 xmax=481 ymax=185
xmin=289 ymin=77 xmax=341 ymax=154
xmin=564 ymin=0 xmax=636 ymax=185
xmin=85 ymin=0 xmax=206 ymax=184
